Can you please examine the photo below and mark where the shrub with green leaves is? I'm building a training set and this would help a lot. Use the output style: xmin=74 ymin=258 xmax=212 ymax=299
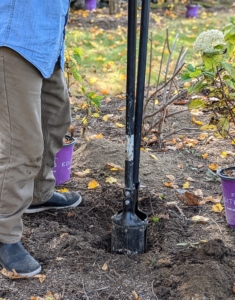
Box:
xmin=64 ymin=47 xmax=103 ymax=136
xmin=182 ymin=18 xmax=235 ymax=139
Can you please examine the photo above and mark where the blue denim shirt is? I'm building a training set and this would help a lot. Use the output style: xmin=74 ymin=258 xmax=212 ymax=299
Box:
xmin=0 ymin=1 xmax=70 ymax=78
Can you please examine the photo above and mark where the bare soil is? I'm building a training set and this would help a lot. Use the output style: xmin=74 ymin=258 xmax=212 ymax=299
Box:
xmin=2 ymin=7 xmax=235 ymax=300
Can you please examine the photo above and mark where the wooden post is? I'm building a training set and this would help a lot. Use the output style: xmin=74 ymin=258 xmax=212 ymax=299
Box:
xmin=109 ymin=0 xmax=120 ymax=14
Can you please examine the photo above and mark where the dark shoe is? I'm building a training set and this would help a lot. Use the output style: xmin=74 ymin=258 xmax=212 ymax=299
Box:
xmin=0 ymin=242 xmax=41 ymax=277
xmin=25 ymin=191 xmax=82 ymax=214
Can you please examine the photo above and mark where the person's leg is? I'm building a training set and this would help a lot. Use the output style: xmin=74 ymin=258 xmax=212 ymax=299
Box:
xmin=33 ymin=62 xmax=71 ymax=204
xmin=0 ymin=47 xmax=43 ymax=276
xmin=26 ymin=62 xmax=81 ymax=213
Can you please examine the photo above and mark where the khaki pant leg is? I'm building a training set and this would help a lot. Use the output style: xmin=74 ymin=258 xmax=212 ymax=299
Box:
xmin=33 ymin=63 xmax=71 ymax=205
xmin=0 ymin=47 xmax=43 ymax=243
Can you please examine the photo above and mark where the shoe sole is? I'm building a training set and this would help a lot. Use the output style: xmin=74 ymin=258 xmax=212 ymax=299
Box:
xmin=0 ymin=262 xmax=42 ymax=278
xmin=25 ymin=195 xmax=82 ymax=214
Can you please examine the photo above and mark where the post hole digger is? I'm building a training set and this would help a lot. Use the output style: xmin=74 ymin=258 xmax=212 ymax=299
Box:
xmin=111 ymin=0 xmax=150 ymax=254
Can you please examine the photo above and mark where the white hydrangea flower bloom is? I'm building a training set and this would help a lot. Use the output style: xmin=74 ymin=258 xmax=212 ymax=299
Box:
xmin=193 ymin=29 xmax=225 ymax=54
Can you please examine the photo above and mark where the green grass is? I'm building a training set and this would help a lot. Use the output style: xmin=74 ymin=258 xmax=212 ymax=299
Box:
xmin=66 ymin=11 xmax=232 ymax=96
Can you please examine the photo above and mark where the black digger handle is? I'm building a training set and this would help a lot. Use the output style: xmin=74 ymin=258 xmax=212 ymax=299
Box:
xmin=125 ymin=0 xmax=137 ymax=190
xmin=133 ymin=0 xmax=151 ymax=185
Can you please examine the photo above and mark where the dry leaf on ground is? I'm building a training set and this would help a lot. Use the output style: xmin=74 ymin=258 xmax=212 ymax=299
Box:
xmin=186 ymin=177 xmax=195 ymax=182
xmin=57 ymin=188 xmax=69 ymax=193
xmin=176 ymin=190 xmax=202 ymax=206
xmin=191 ymin=215 xmax=210 ymax=223
xmin=116 ymin=122 xmax=125 ymax=128
xmin=33 ymin=274 xmax=46 ymax=283
xmin=106 ymin=162 xmax=124 ymax=171
xmin=150 ymin=154 xmax=158 ymax=160
xmin=0 ymin=268 xmax=27 ymax=279
xmin=132 ymin=291 xmax=141 ymax=300
xmin=209 ymin=163 xmax=219 ymax=171
xmin=74 ymin=169 xmax=90 ymax=178
xmin=101 ymin=262 xmax=108 ymax=271
xmin=164 ymin=182 xmax=178 ymax=189
xmin=194 ymin=189 xmax=203 ymax=197
xmin=105 ymin=176 xmax=117 ymax=184
xmin=183 ymin=181 xmax=190 ymax=189
xmin=199 ymin=195 xmax=222 ymax=205
xmin=88 ymin=180 xmax=100 ymax=189
xmin=212 ymin=203 xmax=224 ymax=212
xmin=166 ymin=174 xmax=175 ymax=181
xmin=202 ymin=153 xmax=208 ymax=159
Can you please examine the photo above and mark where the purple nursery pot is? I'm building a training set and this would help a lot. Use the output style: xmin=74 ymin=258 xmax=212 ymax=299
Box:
xmin=85 ymin=0 xmax=96 ymax=10
xmin=185 ymin=5 xmax=199 ymax=18
xmin=218 ymin=167 xmax=235 ymax=227
xmin=52 ymin=135 xmax=76 ymax=185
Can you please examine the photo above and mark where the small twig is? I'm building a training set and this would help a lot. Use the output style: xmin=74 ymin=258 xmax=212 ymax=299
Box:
xmin=61 ymin=282 xmax=66 ymax=300
xmin=82 ymin=279 xmax=89 ymax=300
xmin=163 ymin=127 xmax=200 ymax=140
xmin=107 ymin=287 xmax=117 ymax=299
xmin=151 ymin=280 xmax=159 ymax=299
xmin=210 ymin=218 xmax=223 ymax=234
xmin=166 ymin=108 xmax=189 ymax=119
xmin=166 ymin=201 xmax=186 ymax=218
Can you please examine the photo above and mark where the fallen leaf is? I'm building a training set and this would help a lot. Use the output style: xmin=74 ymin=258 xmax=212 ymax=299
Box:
xmin=166 ymin=174 xmax=175 ymax=181
xmin=166 ymin=146 xmax=177 ymax=151
xmin=0 ymin=268 xmax=27 ymax=279
xmin=192 ymin=117 xmax=203 ymax=125
xmin=74 ymin=169 xmax=90 ymax=178
xmin=33 ymin=274 xmax=46 ymax=283
xmin=202 ymin=153 xmax=208 ymax=159
xmin=191 ymin=215 xmax=210 ymax=223
xmin=103 ymin=115 xmax=109 ymax=122
xmin=176 ymin=142 xmax=183 ymax=149
xmin=200 ymin=195 xmax=222 ymax=205
xmin=197 ymin=163 xmax=204 ymax=168
xmin=183 ymin=181 xmax=190 ymax=189
xmin=93 ymin=133 xmax=104 ymax=139
xmin=132 ymin=291 xmax=141 ymax=300
xmin=57 ymin=188 xmax=69 ymax=193
xmin=105 ymin=176 xmax=117 ymax=184
xmin=194 ymin=189 xmax=203 ymax=197
xmin=220 ymin=151 xmax=227 ymax=158
xmin=176 ymin=190 xmax=202 ymax=206
xmin=184 ymin=82 xmax=191 ymax=88
xmin=191 ymin=108 xmax=203 ymax=116
xmin=177 ymin=163 xmax=184 ymax=169
xmin=119 ymin=106 xmax=126 ymax=111
xmin=186 ymin=177 xmax=195 ymax=182
xmin=115 ymin=122 xmax=125 ymax=128
xmin=200 ymin=124 xmax=217 ymax=131
xmin=233 ymin=284 xmax=235 ymax=294
xmin=155 ymin=213 xmax=169 ymax=220
xmin=212 ymin=203 xmax=224 ymax=212
xmin=173 ymin=99 xmax=187 ymax=105
xmin=106 ymin=162 xmax=124 ymax=171
xmin=88 ymin=180 xmax=100 ymax=189
xmin=101 ymin=89 xmax=109 ymax=95
xmin=164 ymin=182 xmax=173 ymax=188
xmin=214 ymin=131 xmax=223 ymax=139
xmin=226 ymin=151 xmax=235 ymax=156
xmin=60 ymin=233 xmax=69 ymax=238
xmin=198 ymin=133 xmax=208 ymax=140
xmin=150 ymin=154 xmax=158 ymax=160
xmin=89 ymin=77 xmax=98 ymax=84
xmin=102 ymin=262 xmax=108 ymax=271
xmin=209 ymin=164 xmax=219 ymax=171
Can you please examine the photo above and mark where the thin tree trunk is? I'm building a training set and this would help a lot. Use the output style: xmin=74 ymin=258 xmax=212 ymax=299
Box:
xmin=109 ymin=0 xmax=120 ymax=14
